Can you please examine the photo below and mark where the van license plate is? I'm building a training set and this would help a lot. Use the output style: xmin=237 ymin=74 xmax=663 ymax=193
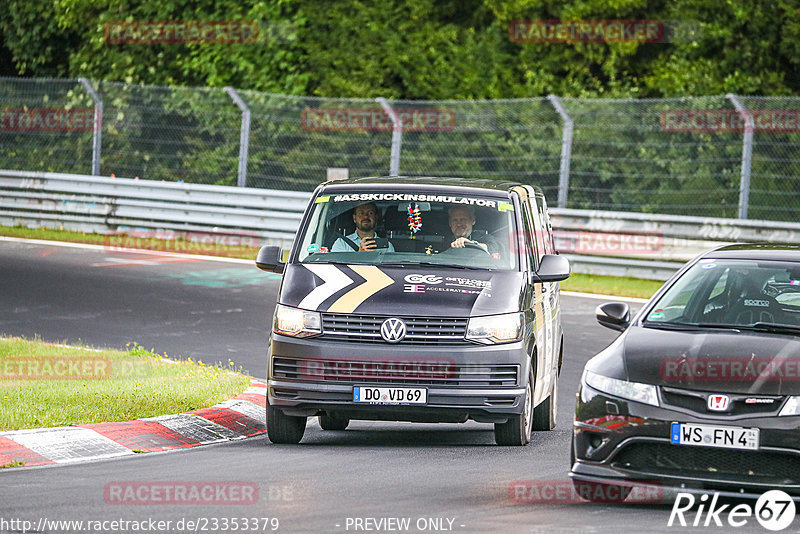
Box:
xmin=353 ymin=386 xmax=427 ymax=405
xmin=670 ymin=422 xmax=759 ymax=450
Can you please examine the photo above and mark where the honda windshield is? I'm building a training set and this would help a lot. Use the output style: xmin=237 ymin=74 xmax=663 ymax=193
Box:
xmin=643 ymin=259 xmax=800 ymax=330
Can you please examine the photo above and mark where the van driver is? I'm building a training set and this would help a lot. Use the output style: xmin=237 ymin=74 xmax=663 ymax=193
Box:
xmin=331 ymin=202 xmax=395 ymax=252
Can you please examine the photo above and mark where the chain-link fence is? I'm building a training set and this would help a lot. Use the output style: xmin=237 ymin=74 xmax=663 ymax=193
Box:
xmin=1 ymin=77 xmax=798 ymax=221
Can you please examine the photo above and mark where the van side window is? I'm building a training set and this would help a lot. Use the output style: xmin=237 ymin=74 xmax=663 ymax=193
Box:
xmin=521 ymin=200 xmax=540 ymax=268
xmin=535 ymin=196 xmax=554 ymax=255
xmin=525 ymin=200 xmax=546 ymax=264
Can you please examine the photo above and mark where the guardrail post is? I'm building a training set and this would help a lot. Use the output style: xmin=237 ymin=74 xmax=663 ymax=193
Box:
xmin=376 ymin=97 xmax=402 ymax=177
xmin=78 ymin=78 xmax=103 ymax=176
xmin=547 ymin=95 xmax=573 ymax=208
xmin=225 ymin=87 xmax=251 ymax=188
xmin=726 ymin=93 xmax=753 ymax=219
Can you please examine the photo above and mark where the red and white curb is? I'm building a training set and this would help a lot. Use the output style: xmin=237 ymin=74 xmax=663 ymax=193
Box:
xmin=0 ymin=380 xmax=266 ymax=468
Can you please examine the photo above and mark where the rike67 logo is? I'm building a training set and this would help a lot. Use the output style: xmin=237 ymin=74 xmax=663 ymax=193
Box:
xmin=668 ymin=490 xmax=796 ymax=531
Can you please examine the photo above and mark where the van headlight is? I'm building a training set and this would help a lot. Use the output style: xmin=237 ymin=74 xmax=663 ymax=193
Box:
xmin=273 ymin=304 xmax=322 ymax=338
xmin=466 ymin=313 xmax=523 ymax=345
xmin=583 ymin=370 xmax=659 ymax=407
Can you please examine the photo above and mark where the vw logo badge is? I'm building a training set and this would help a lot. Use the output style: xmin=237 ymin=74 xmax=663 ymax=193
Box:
xmin=380 ymin=318 xmax=407 ymax=343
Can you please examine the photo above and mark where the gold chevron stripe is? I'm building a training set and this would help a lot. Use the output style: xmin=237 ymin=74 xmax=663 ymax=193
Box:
xmin=327 ymin=265 xmax=394 ymax=313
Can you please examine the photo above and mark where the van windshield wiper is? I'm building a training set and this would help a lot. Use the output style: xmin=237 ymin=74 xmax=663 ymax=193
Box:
xmin=377 ymin=261 xmax=489 ymax=271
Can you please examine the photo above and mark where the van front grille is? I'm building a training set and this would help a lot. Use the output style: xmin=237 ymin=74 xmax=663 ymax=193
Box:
xmin=320 ymin=314 xmax=469 ymax=345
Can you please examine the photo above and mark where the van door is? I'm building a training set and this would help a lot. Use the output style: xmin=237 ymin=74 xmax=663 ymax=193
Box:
xmin=519 ymin=196 xmax=552 ymax=405
xmin=525 ymin=193 xmax=557 ymax=395
xmin=534 ymin=193 xmax=560 ymax=376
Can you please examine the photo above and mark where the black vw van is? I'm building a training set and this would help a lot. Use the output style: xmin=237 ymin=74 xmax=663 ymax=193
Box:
xmin=256 ymin=176 xmax=569 ymax=445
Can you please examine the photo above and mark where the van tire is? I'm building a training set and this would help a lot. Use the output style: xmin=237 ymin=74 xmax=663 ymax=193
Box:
xmin=494 ymin=365 xmax=533 ymax=446
xmin=266 ymin=401 xmax=306 ymax=444
xmin=532 ymin=374 xmax=557 ymax=431
xmin=319 ymin=414 xmax=349 ymax=431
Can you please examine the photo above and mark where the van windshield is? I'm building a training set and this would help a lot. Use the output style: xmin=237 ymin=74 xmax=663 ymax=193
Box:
xmin=295 ymin=191 xmax=519 ymax=270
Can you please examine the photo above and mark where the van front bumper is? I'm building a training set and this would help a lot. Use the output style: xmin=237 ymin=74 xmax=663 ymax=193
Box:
xmin=267 ymin=334 xmax=530 ymax=424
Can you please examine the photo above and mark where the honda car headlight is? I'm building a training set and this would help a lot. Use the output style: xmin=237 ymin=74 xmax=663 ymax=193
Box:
xmin=466 ymin=313 xmax=523 ymax=345
xmin=583 ymin=370 xmax=659 ymax=407
xmin=273 ymin=304 xmax=322 ymax=338
xmin=779 ymin=396 xmax=800 ymax=416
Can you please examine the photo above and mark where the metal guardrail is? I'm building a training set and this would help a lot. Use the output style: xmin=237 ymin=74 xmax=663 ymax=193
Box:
xmin=4 ymin=169 xmax=800 ymax=280
xmin=0 ymin=169 xmax=307 ymax=246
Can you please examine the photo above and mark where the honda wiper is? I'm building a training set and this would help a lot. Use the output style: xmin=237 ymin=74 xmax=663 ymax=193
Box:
xmin=642 ymin=321 xmax=742 ymax=333
xmin=642 ymin=321 xmax=703 ymax=331
xmin=749 ymin=322 xmax=800 ymax=336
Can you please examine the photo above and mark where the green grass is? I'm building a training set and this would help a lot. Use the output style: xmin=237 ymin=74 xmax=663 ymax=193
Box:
xmin=561 ymin=273 xmax=662 ymax=299
xmin=0 ymin=225 xmax=259 ymax=260
xmin=0 ymin=337 xmax=250 ymax=431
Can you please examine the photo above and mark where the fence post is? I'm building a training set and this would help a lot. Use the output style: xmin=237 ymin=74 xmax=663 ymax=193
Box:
xmin=726 ymin=93 xmax=753 ymax=219
xmin=547 ymin=95 xmax=573 ymax=208
xmin=78 ymin=78 xmax=102 ymax=176
xmin=225 ymin=87 xmax=251 ymax=188
xmin=376 ymin=97 xmax=402 ymax=177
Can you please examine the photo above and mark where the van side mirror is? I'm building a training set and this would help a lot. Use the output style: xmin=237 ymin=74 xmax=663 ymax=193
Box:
xmin=596 ymin=302 xmax=630 ymax=332
xmin=256 ymin=246 xmax=285 ymax=274
xmin=536 ymin=254 xmax=570 ymax=282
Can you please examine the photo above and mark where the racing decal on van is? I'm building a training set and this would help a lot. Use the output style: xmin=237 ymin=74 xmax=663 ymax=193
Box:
xmin=298 ymin=264 xmax=354 ymax=310
xmin=332 ymin=193 xmax=497 ymax=207
xmin=327 ymin=265 xmax=393 ymax=313
xmin=402 ymin=274 xmax=491 ymax=296
xmin=298 ymin=264 xmax=394 ymax=313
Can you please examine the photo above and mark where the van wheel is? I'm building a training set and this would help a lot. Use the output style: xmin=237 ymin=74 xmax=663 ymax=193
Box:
xmin=494 ymin=366 xmax=533 ymax=446
xmin=266 ymin=400 xmax=306 ymax=444
xmin=318 ymin=414 xmax=349 ymax=431
xmin=532 ymin=375 xmax=557 ymax=431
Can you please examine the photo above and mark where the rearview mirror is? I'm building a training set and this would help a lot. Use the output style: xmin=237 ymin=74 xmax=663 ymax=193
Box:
xmin=596 ymin=302 xmax=630 ymax=332
xmin=256 ymin=246 xmax=285 ymax=274
xmin=536 ymin=254 xmax=570 ymax=282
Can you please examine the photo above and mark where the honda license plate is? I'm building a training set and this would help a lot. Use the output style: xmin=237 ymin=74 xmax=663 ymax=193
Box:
xmin=670 ymin=422 xmax=759 ymax=450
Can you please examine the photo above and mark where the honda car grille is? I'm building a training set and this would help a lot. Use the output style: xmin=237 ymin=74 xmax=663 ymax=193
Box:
xmin=612 ymin=443 xmax=800 ymax=485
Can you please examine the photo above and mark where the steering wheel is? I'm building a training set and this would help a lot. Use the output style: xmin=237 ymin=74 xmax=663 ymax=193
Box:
xmin=462 ymin=240 xmax=491 ymax=255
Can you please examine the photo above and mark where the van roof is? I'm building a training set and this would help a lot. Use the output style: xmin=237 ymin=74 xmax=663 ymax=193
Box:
xmin=321 ymin=175 xmax=544 ymax=196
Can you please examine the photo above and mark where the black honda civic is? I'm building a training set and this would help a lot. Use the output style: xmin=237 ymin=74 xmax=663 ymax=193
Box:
xmin=571 ymin=244 xmax=800 ymax=500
